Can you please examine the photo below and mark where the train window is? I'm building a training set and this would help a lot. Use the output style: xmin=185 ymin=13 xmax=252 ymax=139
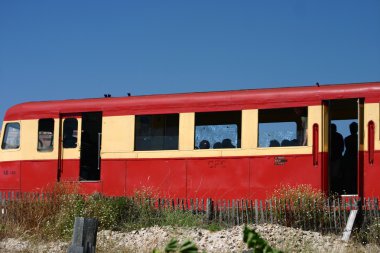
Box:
xmin=37 ymin=119 xmax=54 ymax=152
xmin=258 ymin=107 xmax=308 ymax=147
xmin=194 ymin=111 xmax=241 ymax=149
xmin=135 ymin=114 xmax=179 ymax=151
xmin=1 ymin=123 xmax=20 ymax=150
xmin=63 ymin=118 xmax=78 ymax=148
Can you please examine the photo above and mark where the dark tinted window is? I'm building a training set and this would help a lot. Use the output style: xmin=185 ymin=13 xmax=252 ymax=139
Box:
xmin=37 ymin=119 xmax=54 ymax=152
xmin=195 ymin=111 xmax=241 ymax=149
xmin=63 ymin=118 xmax=78 ymax=148
xmin=1 ymin=123 xmax=20 ymax=150
xmin=258 ymin=107 xmax=308 ymax=147
xmin=135 ymin=114 xmax=179 ymax=151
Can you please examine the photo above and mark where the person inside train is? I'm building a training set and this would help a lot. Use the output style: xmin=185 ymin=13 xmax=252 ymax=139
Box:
xmin=342 ymin=122 xmax=358 ymax=194
xmin=281 ymin=139 xmax=292 ymax=146
xmin=199 ymin=140 xmax=210 ymax=149
xmin=269 ymin=139 xmax=280 ymax=147
xmin=290 ymin=139 xmax=298 ymax=146
xmin=222 ymin=138 xmax=235 ymax=148
xmin=213 ymin=142 xmax=222 ymax=149
xmin=330 ymin=123 xmax=344 ymax=193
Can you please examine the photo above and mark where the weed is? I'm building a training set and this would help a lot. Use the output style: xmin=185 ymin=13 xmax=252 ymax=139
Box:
xmin=205 ymin=222 xmax=222 ymax=232
xmin=243 ymin=226 xmax=283 ymax=253
xmin=153 ymin=238 xmax=199 ymax=253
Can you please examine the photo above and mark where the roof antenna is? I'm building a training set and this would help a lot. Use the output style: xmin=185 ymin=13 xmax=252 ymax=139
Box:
xmin=127 ymin=93 xmax=131 ymax=97
xmin=104 ymin=94 xmax=112 ymax=98
xmin=316 ymin=82 xmax=320 ymax=87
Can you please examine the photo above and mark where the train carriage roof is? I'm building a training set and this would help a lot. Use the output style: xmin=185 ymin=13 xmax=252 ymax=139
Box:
xmin=4 ymin=82 xmax=380 ymax=121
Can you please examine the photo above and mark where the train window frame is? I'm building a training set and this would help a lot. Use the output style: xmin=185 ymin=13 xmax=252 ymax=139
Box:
xmin=258 ymin=107 xmax=308 ymax=148
xmin=63 ymin=118 xmax=78 ymax=149
xmin=134 ymin=113 xmax=179 ymax=151
xmin=37 ymin=118 xmax=54 ymax=152
xmin=194 ymin=111 xmax=241 ymax=150
xmin=1 ymin=122 xmax=21 ymax=150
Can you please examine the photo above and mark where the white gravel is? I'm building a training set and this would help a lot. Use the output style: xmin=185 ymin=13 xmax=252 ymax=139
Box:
xmin=0 ymin=224 xmax=378 ymax=252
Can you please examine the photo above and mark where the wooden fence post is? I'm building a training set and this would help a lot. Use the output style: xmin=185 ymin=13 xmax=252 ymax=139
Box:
xmin=206 ymin=198 xmax=214 ymax=222
xmin=67 ymin=217 xmax=98 ymax=253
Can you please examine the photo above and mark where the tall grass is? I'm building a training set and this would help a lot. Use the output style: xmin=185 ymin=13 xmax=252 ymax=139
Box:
xmin=269 ymin=184 xmax=327 ymax=228
xmin=0 ymin=184 xmax=204 ymax=241
xmin=4 ymin=183 xmax=380 ymax=249
xmin=1 ymin=183 xmax=76 ymax=239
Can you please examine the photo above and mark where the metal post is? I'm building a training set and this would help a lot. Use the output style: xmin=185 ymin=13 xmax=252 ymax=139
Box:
xmin=67 ymin=217 xmax=98 ymax=253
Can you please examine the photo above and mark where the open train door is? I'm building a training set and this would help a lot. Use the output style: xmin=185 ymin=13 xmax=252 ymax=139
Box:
xmin=58 ymin=112 xmax=103 ymax=193
xmin=322 ymin=98 xmax=364 ymax=197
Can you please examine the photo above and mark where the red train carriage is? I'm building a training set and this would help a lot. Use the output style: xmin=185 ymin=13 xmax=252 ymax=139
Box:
xmin=1 ymin=82 xmax=380 ymax=199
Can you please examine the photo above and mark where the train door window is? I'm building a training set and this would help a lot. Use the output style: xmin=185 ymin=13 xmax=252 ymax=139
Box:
xmin=194 ymin=111 xmax=241 ymax=149
xmin=135 ymin=114 xmax=179 ymax=151
xmin=63 ymin=118 xmax=78 ymax=148
xmin=258 ymin=107 xmax=308 ymax=147
xmin=37 ymin=119 xmax=54 ymax=152
xmin=1 ymin=122 xmax=20 ymax=150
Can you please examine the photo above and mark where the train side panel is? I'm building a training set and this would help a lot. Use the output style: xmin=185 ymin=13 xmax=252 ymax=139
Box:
xmin=125 ymin=159 xmax=187 ymax=198
xmin=249 ymin=154 xmax=321 ymax=199
xmin=186 ymin=158 xmax=250 ymax=199
xmin=101 ymin=160 xmax=127 ymax=196
xmin=363 ymin=151 xmax=380 ymax=196
xmin=20 ymin=160 xmax=57 ymax=192
xmin=0 ymin=161 xmax=20 ymax=190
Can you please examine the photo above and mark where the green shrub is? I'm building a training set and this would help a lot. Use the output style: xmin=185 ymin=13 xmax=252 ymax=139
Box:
xmin=354 ymin=216 xmax=380 ymax=245
xmin=243 ymin=226 xmax=282 ymax=253
xmin=153 ymin=238 xmax=199 ymax=253
xmin=83 ymin=194 xmax=128 ymax=229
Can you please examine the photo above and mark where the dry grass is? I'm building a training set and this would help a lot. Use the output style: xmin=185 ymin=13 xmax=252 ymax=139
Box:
xmin=0 ymin=184 xmax=205 ymax=242
xmin=0 ymin=182 xmax=79 ymax=240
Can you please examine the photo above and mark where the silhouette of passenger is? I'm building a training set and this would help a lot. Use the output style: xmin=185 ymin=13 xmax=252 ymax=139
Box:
xmin=213 ymin=142 xmax=222 ymax=149
xmin=291 ymin=139 xmax=298 ymax=146
xmin=222 ymin=139 xmax=235 ymax=148
xmin=344 ymin=122 xmax=358 ymax=158
xmin=281 ymin=139 xmax=291 ymax=147
xmin=330 ymin=123 xmax=344 ymax=194
xmin=331 ymin=124 xmax=344 ymax=160
xmin=199 ymin=140 xmax=210 ymax=149
xmin=269 ymin=139 xmax=280 ymax=147
xmin=342 ymin=122 xmax=358 ymax=194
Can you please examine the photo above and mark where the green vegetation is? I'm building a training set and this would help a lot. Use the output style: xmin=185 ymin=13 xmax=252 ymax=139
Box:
xmin=354 ymin=216 xmax=380 ymax=246
xmin=243 ymin=226 xmax=282 ymax=253
xmin=151 ymin=226 xmax=282 ymax=253
xmin=2 ymin=183 xmax=380 ymax=251
xmin=153 ymin=238 xmax=200 ymax=253
xmin=0 ymin=183 xmax=209 ymax=240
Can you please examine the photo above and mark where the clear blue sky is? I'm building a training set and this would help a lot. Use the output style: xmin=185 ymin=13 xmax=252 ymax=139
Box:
xmin=1 ymin=1 xmax=379 ymax=125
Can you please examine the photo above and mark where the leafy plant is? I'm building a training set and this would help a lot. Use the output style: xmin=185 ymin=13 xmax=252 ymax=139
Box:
xmin=153 ymin=238 xmax=199 ymax=253
xmin=243 ymin=226 xmax=282 ymax=253
xmin=165 ymin=238 xmax=179 ymax=252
